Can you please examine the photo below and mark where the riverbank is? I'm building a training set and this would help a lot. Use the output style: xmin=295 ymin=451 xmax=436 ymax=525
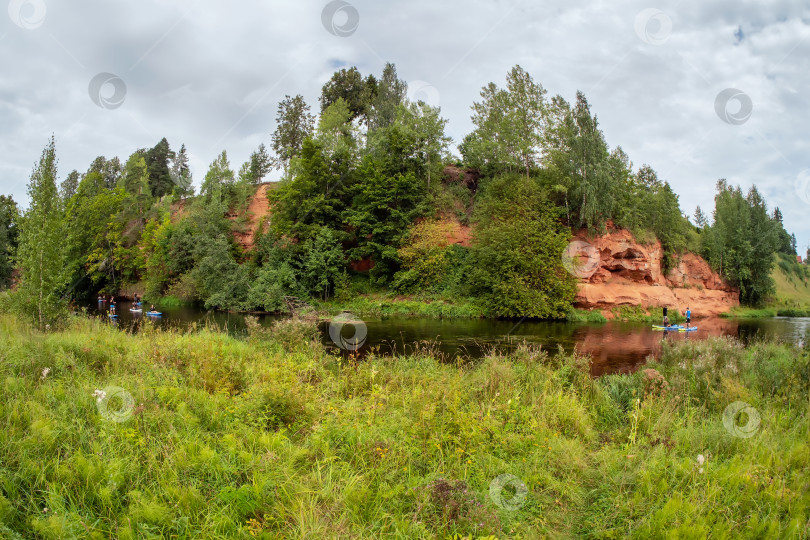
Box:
xmin=0 ymin=313 xmax=807 ymax=538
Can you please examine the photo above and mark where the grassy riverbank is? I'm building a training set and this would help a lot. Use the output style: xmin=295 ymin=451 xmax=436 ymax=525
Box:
xmin=0 ymin=314 xmax=807 ymax=538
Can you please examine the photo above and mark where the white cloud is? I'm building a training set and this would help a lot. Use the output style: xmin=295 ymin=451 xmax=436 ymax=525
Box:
xmin=0 ymin=0 xmax=808 ymax=250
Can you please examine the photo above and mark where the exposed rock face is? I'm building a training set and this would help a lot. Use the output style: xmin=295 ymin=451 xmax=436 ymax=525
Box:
xmin=233 ymin=182 xmax=277 ymax=251
xmin=571 ymin=229 xmax=738 ymax=316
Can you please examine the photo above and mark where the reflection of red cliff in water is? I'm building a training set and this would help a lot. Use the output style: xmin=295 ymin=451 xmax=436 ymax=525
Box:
xmin=581 ymin=318 xmax=743 ymax=376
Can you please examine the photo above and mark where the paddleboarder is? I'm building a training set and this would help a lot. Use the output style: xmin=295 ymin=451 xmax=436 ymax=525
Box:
xmin=662 ymin=306 xmax=669 ymax=327
xmin=685 ymin=307 xmax=691 ymax=328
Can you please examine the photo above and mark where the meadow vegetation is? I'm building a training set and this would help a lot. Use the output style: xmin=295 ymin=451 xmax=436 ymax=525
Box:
xmin=0 ymin=312 xmax=807 ymax=538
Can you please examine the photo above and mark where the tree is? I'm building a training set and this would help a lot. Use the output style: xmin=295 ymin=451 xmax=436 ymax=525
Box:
xmin=65 ymin=173 xmax=127 ymax=292
xmin=319 ymin=67 xmax=375 ymax=123
xmin=120 ymin=153 xmax=153 ymax=215
xmin=301 ymin=227 xmax=345 ymax=300
xmin=461 ymin=65 xmax=547 ymax=177
xmin=0 ymin=195 xmax=19 ymax=289
xmin=467 ymin=174 xmax=578 ymax=318
xmin=60 ymin=170 xmax=80 ymax=202
xmin=701 ymin=180 xmax=777 ymax=305
xmin=272 ymin=95 xmax=315 ymax=178
xmin=87 ymin=156 xmax=123 ymax=189
xmin=315 ymin=98 xmax=362 ymax=164
xmin=248 ymin=143 xmax=273 ymax=183
xmin=13 ymin=137 xmax=70 ymax=328
xmin=343 ymin=156 xmax=429 ymax=282
xmin=396 ymin=102 xmax=452 ymax=189
xmin=170 ymin=144 xmax=194 ymax=196
xmin=368 ymin=62 xmax=407 ymax=131
xmin=145 ymin=138 xmax=175 ymax=198
xmin=200 ymin=151 xmax=235 ymax=204
xmin=270 ymin=139 xmax=352 ymax=243
xmin=693 ymin=206 xmax=708 ymax=228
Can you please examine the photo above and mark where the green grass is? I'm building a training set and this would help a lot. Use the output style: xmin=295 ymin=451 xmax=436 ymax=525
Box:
xmin=565 ymin=308 xmax=608 ymax=323
xmin=314 ymin=293 xmax=485 ymax=320
xmin=771 ymin=256 xmax=810 ymax=312
xmin=720 ymin=307 xmax=779 ymax=319
xmin=608 ymin=305 xmax=687 ymax=323
xmin=0 ymin=313 xmax=808 ymax=538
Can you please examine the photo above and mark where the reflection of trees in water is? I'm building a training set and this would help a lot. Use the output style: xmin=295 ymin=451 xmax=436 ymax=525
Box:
xmin=90 ymin=301 xmax=807 ymax=375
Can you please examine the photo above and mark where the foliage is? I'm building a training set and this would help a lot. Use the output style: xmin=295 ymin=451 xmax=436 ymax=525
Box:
xmin=344 ymin=157 xmax=429 ymax=283
xmin=701 ymin=181 xmax=777 ymax=305
xmin=461 ymin=65 xmax=547 ymax=178
xmin=300 ymin=227 xmax=345 ymax=300
xmin=11 ymin=137 xmax=70 ymax=328
xmin=0 ymin=195 xmax=19 ymax=290
xmin=393 ymin=218 xmax=455 ymax=293
xmin=272 ymin=95 xmax=315 ymax=178
xmin=319 ymin=66 xmax=376 ymax=123
xmin=468 ymin=174 xmax=578 ymax=318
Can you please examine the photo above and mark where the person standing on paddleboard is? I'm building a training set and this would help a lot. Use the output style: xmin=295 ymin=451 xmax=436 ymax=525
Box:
xmin=685 ymin=307 xmax=691 ymax=328
xmin=662 ymin=306 xmax=669 ymax=327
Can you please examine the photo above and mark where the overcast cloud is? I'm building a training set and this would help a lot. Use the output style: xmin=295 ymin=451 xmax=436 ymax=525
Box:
xmin=1 ymin=0 xmax=808 ymax=251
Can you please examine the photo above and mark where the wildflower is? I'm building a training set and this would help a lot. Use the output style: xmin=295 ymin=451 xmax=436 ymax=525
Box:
xmin=93 ymin=389 xmax=107 ymax=403
xmin=697 ymin=454 xmax=706 ymax=473
xmin=41 ymin=367 xmax=51 ymax=380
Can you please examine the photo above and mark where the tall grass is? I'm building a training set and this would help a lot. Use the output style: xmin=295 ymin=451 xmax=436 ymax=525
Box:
xmin=0 ymin=313 xmax=807 ymax=538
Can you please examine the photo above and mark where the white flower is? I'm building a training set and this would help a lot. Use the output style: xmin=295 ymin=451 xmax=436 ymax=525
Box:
xmin=41 ymin=368 xmax=51 ymax=380
xmin=697 ymin=454 xmax=705 ymax=465
xmin=93 ymin=389 xmax=107 ymax=403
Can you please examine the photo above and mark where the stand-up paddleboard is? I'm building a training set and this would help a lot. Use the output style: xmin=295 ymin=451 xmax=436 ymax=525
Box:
xmin=130 ymin=308 xmax=142 ymax=313
xmin=108 ymin=313 xmax=118 ymax=318
xmin=653 ymin=325 xmax=696 ymax=332
xmin=146 ymin=312 xmax=162 ymax=317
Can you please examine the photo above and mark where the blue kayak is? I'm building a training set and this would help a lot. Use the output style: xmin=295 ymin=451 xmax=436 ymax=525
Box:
xmin=146 ymin=312 xmax=162 ymax=317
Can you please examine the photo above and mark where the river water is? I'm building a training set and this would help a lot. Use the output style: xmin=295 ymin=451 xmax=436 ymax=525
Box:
xmin=92 ymin=301 xmax=809 ymax=376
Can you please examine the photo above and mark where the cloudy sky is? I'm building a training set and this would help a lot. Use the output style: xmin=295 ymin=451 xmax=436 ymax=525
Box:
xmin=2 ymin=0 xmax=808 ymax=252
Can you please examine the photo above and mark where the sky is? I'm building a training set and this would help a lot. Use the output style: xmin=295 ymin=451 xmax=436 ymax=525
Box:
xmin=1 ymin=0 xmax=808 ymax=253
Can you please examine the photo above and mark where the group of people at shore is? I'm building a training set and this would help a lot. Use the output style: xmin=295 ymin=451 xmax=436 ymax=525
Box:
xmin=662 ymin=306 xmax=692 ymax=327
xmin=97 ymin=294 xmax=157 ymax=315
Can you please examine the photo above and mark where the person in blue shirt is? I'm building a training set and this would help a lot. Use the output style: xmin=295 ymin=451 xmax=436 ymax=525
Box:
xmin=685 ymin=307 xmax=691 ymax=328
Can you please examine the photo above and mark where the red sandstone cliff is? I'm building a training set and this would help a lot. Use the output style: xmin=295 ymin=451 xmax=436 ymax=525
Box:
xmin=570 ymin=229 xmax=738 ymax=316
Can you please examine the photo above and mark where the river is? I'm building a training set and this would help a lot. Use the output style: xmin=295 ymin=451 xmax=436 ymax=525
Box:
xmin=92 ymin=300 xmax=809 ymax=376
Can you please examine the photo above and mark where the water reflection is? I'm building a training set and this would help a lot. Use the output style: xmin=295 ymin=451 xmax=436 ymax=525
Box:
xmin=89 ymin=301 xmax=808 ymax=376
